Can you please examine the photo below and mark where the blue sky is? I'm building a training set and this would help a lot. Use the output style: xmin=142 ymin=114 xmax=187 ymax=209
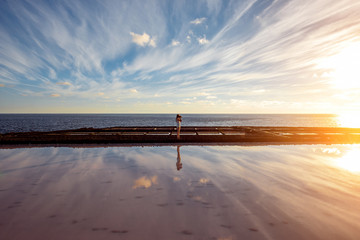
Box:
xmin=1 ymin=0 xmax=360 ymax=113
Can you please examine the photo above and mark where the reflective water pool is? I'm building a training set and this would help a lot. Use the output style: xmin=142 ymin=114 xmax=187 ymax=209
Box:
xmin=1 ymin=144 xmax=360 ymax=240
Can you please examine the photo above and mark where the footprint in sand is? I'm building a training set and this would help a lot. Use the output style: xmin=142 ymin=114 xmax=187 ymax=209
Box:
xmin=92 ymin=227 xmax=108 ymax=231
xmin=157 ymin=203 xmax=168 ymax=207
xmin=220 ymin=224 xmax=232 ymax=229
xmin=111 ymin=230 xmax=128 ymax=234
xmin=181 ymin=230 xmax=193 ymax=235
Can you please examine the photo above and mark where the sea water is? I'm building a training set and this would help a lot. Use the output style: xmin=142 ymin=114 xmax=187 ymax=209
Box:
xmin=0 ymin=114 xmax=340 ymax=133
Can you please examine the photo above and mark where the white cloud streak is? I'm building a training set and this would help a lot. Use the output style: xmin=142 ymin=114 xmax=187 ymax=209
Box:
xmin=49 ymin=68 xmax=57 ymax=79
xmin=56 ymin=82 xmax=71 ymax=86
xmin=1 ymin=0 xmax=360 ymax=113
xmin=190 ymin=17 xmax=206 ymax=25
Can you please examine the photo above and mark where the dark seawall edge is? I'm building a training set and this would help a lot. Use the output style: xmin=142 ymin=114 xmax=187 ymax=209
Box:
xmin=1 ymin=126 xmax=360 ymax=146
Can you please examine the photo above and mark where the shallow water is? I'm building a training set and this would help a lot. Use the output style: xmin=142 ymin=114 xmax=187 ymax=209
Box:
xmin=1 ymin=144 xmax=360 ymax=240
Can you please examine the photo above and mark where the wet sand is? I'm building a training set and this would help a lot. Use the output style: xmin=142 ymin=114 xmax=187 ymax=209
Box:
xmin=1 ymin=145 xmax=360 ymax=239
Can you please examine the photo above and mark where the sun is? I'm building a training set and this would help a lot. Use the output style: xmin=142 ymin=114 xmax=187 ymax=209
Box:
xmin=336 ymin=112 xmax=360 ymax=128
xmin=318 ymin=42 xmax=360 ymax=89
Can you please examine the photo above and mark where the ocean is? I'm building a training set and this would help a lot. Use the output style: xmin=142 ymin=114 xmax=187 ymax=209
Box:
xmin=0 ymin=114 xmax=341 ymax=134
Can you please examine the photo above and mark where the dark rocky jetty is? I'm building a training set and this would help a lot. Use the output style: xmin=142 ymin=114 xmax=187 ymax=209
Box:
xmin=1 ymin=126 xmax=360 ymax=145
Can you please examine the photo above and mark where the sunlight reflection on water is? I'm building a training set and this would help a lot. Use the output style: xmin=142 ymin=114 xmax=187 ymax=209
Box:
xmin=336 ymin=113 xmax=360 ymax=128
xmin=1 ymin=145 xmax=360 ymax=240
xmin=319 ymin=146 xmax=360 ymax=173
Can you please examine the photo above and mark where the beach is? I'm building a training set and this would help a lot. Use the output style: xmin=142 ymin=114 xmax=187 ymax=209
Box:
xmin=2 ymin=0 xmax=360 ymax=238
xmin=1 ymin=144 xmax=360 ymax=239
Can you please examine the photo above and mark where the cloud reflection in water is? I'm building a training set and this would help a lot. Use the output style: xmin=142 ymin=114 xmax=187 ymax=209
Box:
xmin=133 ymin=176 xmax=158 ymax=189
xmin=0 ymin=144 xmax=360 ymax=240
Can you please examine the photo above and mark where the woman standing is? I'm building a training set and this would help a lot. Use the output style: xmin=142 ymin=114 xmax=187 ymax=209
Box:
xmin=176 ymin=114 xmax=182 ymax=140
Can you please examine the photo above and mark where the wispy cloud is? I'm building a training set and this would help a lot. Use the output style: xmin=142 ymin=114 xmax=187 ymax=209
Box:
xmin=190 ymin=17 xmax=206 ymax=25
xmin=56 ymin=82 xmax=71 ymax=86
xmin=198 ymin=36 xmax=209 ymax=45
xmin=49 ymin=68 xmax=57 ymax=79
xmin=130 ymin=89 xmax=138 ymax=93
xmin=130 ymin=32 xmax=156 ymax=47
xmin=149 ymin=38 xmax=157 ymax=48
xmin=1 ymin=0 xmax=360 ymax=113
xmin=171 ymin=40 xmax=180 ymax=46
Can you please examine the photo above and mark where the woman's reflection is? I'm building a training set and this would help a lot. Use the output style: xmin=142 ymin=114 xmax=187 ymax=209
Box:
xmin=176 ymin=146 xmax=183 ymax=171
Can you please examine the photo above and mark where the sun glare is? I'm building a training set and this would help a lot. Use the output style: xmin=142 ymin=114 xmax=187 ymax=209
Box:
xmin=333 ymin=148 xmax=360 ymax=173
xmin=319 ymin=42 xmax=360 ymax=89
xmin=337 ymin=112 xmax=360 ymax=128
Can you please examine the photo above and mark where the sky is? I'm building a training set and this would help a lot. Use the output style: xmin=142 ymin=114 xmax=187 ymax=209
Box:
xmin=1 ymin=0 xmax=360 ymax=114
